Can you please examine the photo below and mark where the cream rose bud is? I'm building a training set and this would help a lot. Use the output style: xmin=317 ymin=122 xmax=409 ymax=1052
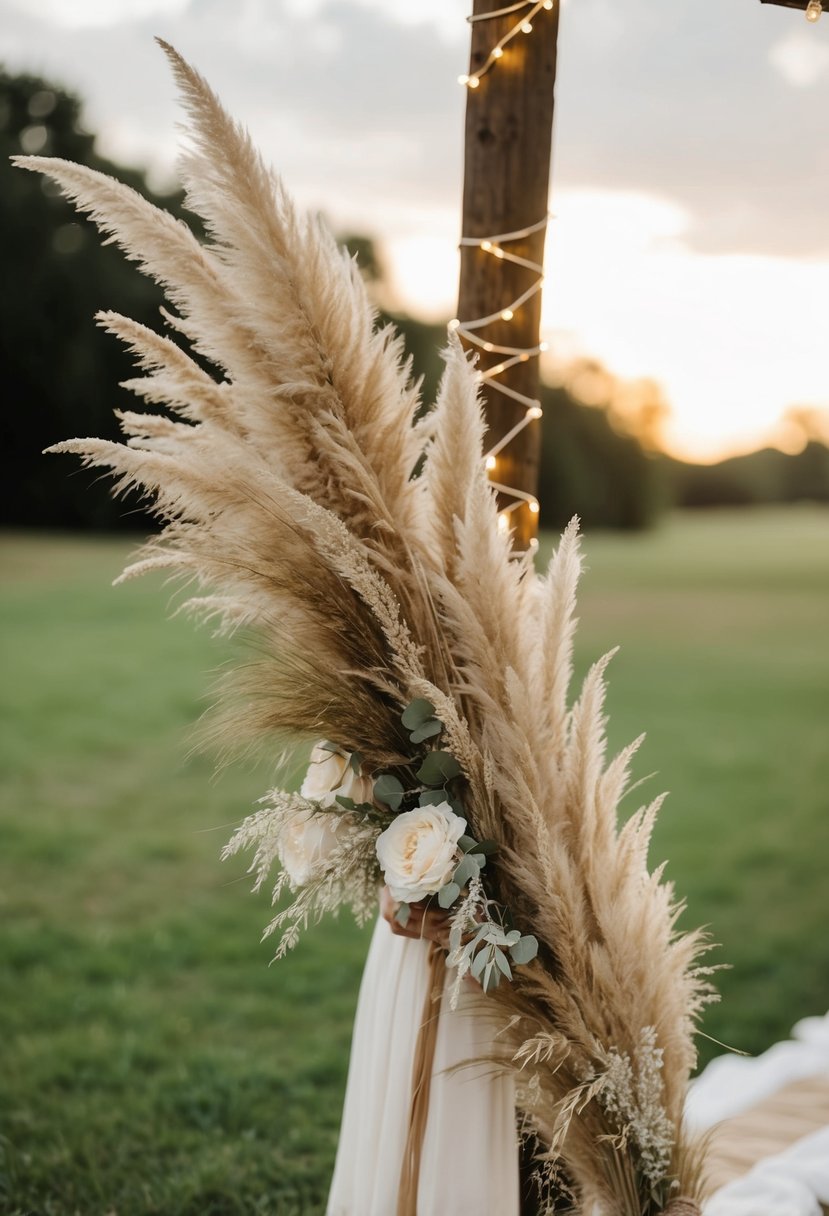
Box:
xmin=300 ymin=743 xmax=374 ymax=807
xmin=376 ymin=803 xmax=467 ymax=904
xmin=278 ymin=810 xmax=344 ymax=888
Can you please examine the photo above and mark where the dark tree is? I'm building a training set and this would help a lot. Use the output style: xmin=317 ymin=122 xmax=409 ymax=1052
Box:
xmin=0 ymin=68 xmax=194 ymax=530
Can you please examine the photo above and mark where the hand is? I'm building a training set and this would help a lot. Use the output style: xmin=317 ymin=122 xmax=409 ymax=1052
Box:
xmin=380 ymin=885 xmax=454 ymax=951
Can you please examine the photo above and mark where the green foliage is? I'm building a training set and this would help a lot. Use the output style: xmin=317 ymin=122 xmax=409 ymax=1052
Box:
xmin=4 ymin=67 xmax=827 ymax=540
xmin=667 ymin=443 xmax=829 ymax=510
xmin=401 ymin=697 xmax=442 ymax=744
xmin=1 ymin=511 xmax=828 ymax=1210
xmin=536 ymin=381 xmax=666 ymax=531
xmin=0 ymin=68 xmax=201 ymax=532
xmin=455 ymin=921 xmax=530 ymax=994
xmin=416 ymin=750 xmax=461 ymax=787
xmin=0 ymin=72 xmax=674 ymax=540
xmin=438 ymin=882 xmax=460 ymax=909
xmin=372 ymin=774 xmax=404 ymax=811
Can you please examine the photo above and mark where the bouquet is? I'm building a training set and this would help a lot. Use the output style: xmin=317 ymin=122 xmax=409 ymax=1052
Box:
xmin=18 ymin=40 xmax=715 ymax=1214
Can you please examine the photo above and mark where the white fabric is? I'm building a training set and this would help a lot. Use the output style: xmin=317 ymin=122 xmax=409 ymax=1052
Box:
xmin=703 ymin=1124 xmax=829 ymax=1216
xmin=327 ymin=916 xmax=520 ymax=1216
xmin=686 ymin=1013 xmax=829 ymax=1131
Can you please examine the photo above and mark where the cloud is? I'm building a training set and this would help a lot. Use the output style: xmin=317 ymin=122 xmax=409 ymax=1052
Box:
xmin=0 ymin=0 xmax=467 ymax=207
xmin=1 ymin=0 xmax=826 ymax=257
xmin=552 ymin=0 xmax=829 ymax=257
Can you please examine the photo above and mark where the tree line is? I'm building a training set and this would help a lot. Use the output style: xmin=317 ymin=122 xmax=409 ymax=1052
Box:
xmin=2 ymin=67 xmax=826 ymax=534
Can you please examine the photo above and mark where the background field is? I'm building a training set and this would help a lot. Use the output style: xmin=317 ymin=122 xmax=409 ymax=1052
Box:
xmin=2 ymin=507 xmax=828 ymax=1215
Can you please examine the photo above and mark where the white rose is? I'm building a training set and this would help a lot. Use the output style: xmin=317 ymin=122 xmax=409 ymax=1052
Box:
xmin=376 ymin=802 xmax=467 ymax=903
xmin=300 ymin=743 xmax=374 ymax=808
xmin=278 ymin=809 xmax=345 ymax=888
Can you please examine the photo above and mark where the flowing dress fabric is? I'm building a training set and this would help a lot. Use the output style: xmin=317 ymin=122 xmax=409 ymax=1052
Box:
xmin=327 ymin=917 xmax=521 ymax=1216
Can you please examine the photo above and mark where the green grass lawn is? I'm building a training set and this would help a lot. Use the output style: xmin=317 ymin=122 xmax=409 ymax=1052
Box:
xmin=1 ymin=508 xmax=828 ymax=1215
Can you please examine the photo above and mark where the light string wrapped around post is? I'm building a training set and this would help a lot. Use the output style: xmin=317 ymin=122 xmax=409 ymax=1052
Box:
xmin=458 ymin=0 xmax=556 ymax=89
xmin=449 ymin=214 xmax=549 ymax=544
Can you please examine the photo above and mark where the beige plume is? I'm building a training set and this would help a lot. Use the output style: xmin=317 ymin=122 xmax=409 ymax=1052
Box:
xmin=16 ymin=40 xmax=715 ymax=1212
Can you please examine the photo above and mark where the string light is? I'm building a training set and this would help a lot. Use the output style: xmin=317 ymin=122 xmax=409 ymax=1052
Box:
xmin=451 ymin=214 xmax=549 ymax=523
xmin=456 ymin=6 xmax=558 ymax=538
xmin=460 ymin=0 xmax=557 ymax=90
xmin=805 ymin=0 xmax=822 ymax=21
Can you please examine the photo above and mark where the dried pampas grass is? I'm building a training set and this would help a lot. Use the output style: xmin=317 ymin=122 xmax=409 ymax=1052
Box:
xmin=18 ymin=40 xmax=715 ymax=1213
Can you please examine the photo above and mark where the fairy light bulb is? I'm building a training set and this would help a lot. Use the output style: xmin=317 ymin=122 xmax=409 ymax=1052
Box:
xmin=468 ymin=76 xmax=480 ymax=88
xmin=448 ymin=318 xmax=460 ymax=332
xmin=539 ymin=340 xmax=549 ymax=352
xmin=521 ymin=21 xmax=533 ymax=33
xmin=806 ymin=0 xmax=822 ymax=21
xmin=455 ymin=213 xmax=551 ymax=536
xmin=542 ymin=0 xmax=554 ymax=8
xmin=493 ymin=46 xmax=504 ymax=59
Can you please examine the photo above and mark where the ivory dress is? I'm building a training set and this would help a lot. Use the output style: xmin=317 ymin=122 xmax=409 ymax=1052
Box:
xmin=327 ymin=916 xmax=520 ymax=1216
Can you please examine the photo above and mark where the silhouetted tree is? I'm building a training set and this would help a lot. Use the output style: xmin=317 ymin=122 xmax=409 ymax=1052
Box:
xmin=0 ymin=68 xmax=195 ymax=529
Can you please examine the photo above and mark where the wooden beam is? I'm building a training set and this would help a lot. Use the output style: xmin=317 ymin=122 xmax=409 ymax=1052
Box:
xmin=456 ymin=1 xmax=560 ymax=551
xmin=759 ymin=0 xmax=827 ymax=10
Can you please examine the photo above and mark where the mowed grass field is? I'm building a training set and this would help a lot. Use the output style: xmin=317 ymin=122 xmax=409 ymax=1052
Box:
xmin=1 ymin=507 xmax=828 ymax=1215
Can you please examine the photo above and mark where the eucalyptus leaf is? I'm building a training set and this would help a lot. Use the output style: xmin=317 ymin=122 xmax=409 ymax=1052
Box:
xmin=419 ymin=789 xmax=448 ymax=807
xmin=335 ymin=795 xmax=355 ymax=810
xmin=509 ymin=935 xmax=539 ymax=966
xmin=482 ymin=962 xmax=501 ymax=994
xmin=494 ymin=947 xmax=512 ymax=980
xmin=349 ymin=750 xmax=364 ymax=775
xmin=395 ymin=902 xmax=411 ymax=928
xmin=401 ymin=698 xmax=436 ymax=729
xmin=459 ymin=938 xmax=479 ymax=965
xmin=409 ymin=719 xmax=442 ymax=744
xmin=471 ymin=946 xmax=491 ymax=980
xmin=458 ymin=835 xmax=478 ymax=853
xmin=479 ymin=923 xmax=510 ymax=947
xmin=438 ymin=881 xmax=460 ymax=909
xmin=417 ymin=750 xmax=461 ymax=787
xmin=374 ymin=774 xmax=405 ymax=811
xmin=452 ymin=854 xmax=478 ymax=888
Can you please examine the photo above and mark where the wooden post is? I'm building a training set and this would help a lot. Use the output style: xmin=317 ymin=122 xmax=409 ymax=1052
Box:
xmin=456 ymin=0 xmax=560 ymax=551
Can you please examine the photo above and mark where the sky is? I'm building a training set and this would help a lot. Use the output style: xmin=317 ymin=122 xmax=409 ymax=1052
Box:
xmin=2 ymin=0 xmax=827 ymax=460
